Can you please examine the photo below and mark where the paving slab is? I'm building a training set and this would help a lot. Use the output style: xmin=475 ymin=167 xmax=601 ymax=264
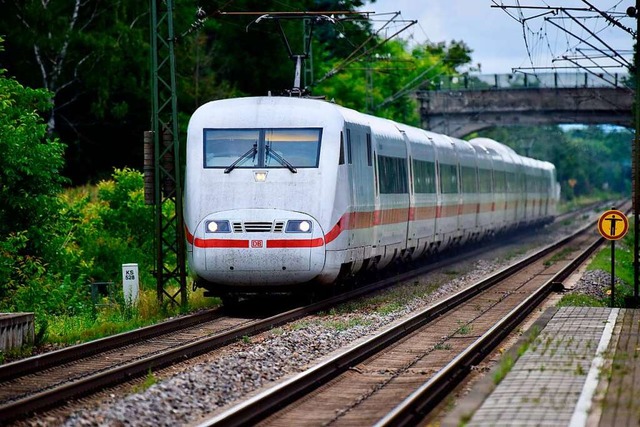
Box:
xmin=443 ymin=307 xmax=639 ymax=427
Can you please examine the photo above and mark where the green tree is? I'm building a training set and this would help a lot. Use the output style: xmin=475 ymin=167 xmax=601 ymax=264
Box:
xmin=472 ymin=125 xmax=632 ymax=200
xmin=0 ymin=37 xmax=72 ymax=307
xmin=0 ymin=44 xmax=67 ymax=253
xmin=313 ymin=38 xmax=472 ymax=125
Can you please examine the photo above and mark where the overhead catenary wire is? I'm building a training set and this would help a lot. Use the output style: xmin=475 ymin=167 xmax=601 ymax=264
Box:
xmin=493 ymin=1 xmax=633 ymax=87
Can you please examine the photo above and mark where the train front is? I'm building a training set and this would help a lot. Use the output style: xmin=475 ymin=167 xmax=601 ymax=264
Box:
xmin=184 ymin=97 xmax=342 ymax=296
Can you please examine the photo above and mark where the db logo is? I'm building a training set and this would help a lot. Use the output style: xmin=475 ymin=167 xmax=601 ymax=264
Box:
xmin=251 ymin=240 xmax=263 ymax=248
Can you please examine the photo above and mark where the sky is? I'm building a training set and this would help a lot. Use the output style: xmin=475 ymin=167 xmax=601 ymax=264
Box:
xmin=360 ymin=1 xmax=635 ymax=76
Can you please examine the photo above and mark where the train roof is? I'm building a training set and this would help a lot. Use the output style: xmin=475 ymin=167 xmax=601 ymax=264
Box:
xmin=190 ymin=97 xmax=555 ymax=171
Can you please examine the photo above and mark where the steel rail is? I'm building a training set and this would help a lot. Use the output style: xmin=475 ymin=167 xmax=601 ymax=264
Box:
xmin=0 ymin=228 xmax=546 ymax=422
xmin=1 ymin=214 xmax=546 ymax=385
xmin=376 ymin=204 xmax=631 ymax=426
xmin=196 ymin=215 xmax=602 ymax=427
xmin=1 ymin=204 xmax=609 ymax=422
xmin=0 ymin=308 xmax=222 ymax=383
xmin=375 ymin=232 xmax=606 ymax=426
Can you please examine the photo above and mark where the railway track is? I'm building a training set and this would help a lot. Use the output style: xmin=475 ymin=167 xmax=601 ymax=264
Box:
xmin=0 ymin=231 xmax=526 ymax=423
xmin=195 ymin=206 xmax=617 ymax=427
xmin=0 ymin=202 xmax=613 ymax=423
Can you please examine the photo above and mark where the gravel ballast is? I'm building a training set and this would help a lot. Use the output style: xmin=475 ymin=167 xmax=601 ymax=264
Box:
xmin=21 ymin=217 xmax=609 ymax=427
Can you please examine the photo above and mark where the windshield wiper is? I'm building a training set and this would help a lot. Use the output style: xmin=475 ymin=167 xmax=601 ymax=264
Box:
xmin=266 ymin=145 xmax=297 ymax=173
xmin=224 ymin=143 xmax=257 ymax=173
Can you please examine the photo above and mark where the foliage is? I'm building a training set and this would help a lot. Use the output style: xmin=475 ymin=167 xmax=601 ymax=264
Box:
xmin=558 ymin=222 xmax=635 ymax=308
xmin=313 ymin=38 xmax=472 ymax=126
xmin=0 ymin=38 xmax=80 ymax=319
xmin=45 ymin=287 xmax=218 ymax=345
xmin=61 ymin=169 xmax=155 ymax=286
xmin=0 ymin=55 xmax=66 ymax=243
xmin=557 ymin=293 xmax=607 ymax=308
xmin=472 ymin=125 xmax=632 ymax=200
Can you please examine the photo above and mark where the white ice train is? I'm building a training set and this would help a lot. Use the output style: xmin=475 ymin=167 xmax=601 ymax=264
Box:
xmin=184 ymin=96 xmax=560 ymax=299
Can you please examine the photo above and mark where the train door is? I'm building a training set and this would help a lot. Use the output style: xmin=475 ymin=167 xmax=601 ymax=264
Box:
xmin=456 ymin=139 xmax=480 ymax=241
xmin=402 ymin=131 xmax=415 ymax=255
xmin=345 ymin=128 xmax=356 ymax=248
xmin=434 ymin=142 xmax=460 ymax=249
xmin=372 ymin=129 xmax=410 ymax=267
xmin=344 ymin=125 xmax=374 ymax=271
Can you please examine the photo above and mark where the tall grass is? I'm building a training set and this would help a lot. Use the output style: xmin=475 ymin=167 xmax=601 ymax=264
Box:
xmin=47 ymin=287 xmax=220 ymax=345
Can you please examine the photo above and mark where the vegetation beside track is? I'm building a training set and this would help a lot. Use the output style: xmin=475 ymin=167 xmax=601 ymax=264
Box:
xmin=0 ymin=183 xmax=620 ymax=364
xmin=558 ymin=221 xmax=636 ymax=308
xmin=0 ymin=29 xmax=632 ymax=363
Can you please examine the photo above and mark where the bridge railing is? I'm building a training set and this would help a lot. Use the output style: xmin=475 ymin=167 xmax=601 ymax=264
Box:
xmin=431 ymin=73 xmax=632 ymax=91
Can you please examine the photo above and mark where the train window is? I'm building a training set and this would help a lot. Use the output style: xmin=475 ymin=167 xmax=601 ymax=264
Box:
xmin=494 ymin=170 xmax=507 ymax=192
xmin=440 ymin=163 xmax=459 ymax=194
xmin=461 ymin=166 xmax=477 ymax=193
xmin=412 ymin=159 xmax=436 ymax=194
xmin=378 ymin=155 xmax=408 ymax=194
xmin=265 ymin=129 xmax=322 ymax=168
xmin=506 ymin=172 xmax=517 ymax=193
xmin=339 ymin=132 xmax=345 ymax=165
xmin=203 ymin=129 xmax=260 ymax=168
xmin=366 ymin=133 xmax=372 ymax=166
xmin=373 ymin=154 xmax=379 ymax=195
xmin=203 ymin=128 xmax=322 ymax=169
xmin=346 ymin=129 xmax=352 ymax=164
xmin=478 ymin=168 xmax=492 ymax=193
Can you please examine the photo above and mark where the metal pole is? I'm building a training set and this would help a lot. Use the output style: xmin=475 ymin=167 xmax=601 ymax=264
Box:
xmin=611 ymin=239 xmax=616 ymax=307
xmin=149 ymin=0 xmax=187 ymax=307
xmin=634 ymin=1 xmax=640 ymax=305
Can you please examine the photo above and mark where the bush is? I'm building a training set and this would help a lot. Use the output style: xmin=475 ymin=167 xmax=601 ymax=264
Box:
xmin=0 ymin=38 xmax=74 ymax=311
xmin=64 ymin=168 xmax=155 ymax=288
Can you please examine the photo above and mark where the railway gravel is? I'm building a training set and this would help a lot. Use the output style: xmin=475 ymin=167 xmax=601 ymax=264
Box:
xmin=47 ymin=260 xmax=495 ymax=427
xmin=16 ymin=217 xmax=604 ymax=427
xmin=571 ymin=269 xmax=622 ymax=299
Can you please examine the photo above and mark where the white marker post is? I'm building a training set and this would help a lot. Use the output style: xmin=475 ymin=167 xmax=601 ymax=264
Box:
xmin=122 ymin=263 xmax=140 ymax=306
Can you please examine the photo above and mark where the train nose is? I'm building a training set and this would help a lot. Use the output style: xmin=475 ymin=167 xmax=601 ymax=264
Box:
xmin=191 ymin=209 xmax=325 ymax=286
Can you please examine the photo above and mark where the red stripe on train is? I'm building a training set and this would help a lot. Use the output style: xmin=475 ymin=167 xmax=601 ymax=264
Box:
xmin=267 ymin=238 xmax=324 ymax=248
xmin=193 ymin=238 xmax=249 ymax=248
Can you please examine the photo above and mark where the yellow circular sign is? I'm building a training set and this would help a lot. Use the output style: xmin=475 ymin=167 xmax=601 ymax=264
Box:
xmin=597 ymin=210 xmax=628 ymax=240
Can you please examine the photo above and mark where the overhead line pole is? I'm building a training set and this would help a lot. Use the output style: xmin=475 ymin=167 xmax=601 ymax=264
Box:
xmin=631 ymin=1 xmax=640 ymax=306
xmin=149 ymin=0 xmax=187 ymax=306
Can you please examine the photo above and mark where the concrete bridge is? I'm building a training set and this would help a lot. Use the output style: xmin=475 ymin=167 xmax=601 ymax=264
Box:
xmin=416 ymin=73 xmax=633 ymax=138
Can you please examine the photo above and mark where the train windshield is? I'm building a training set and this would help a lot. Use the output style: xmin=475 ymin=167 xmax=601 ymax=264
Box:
xmin=204 ymin=128 xmax=322 ymax=170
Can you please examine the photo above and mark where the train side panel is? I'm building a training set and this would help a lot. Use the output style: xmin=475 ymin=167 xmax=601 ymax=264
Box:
xmin=402 ymin=127 xmax=438 ymax=258
xmin=183 ymin=98 xmax=561 ymax=297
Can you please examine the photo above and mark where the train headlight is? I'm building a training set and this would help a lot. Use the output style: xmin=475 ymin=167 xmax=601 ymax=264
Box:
xmin=254 ymin=171 xmax=268 ymax=182
xmin=286 ymin=220 xmax=312 ymax=233
xmin=205 ymin=220 xmax=231 ymax=233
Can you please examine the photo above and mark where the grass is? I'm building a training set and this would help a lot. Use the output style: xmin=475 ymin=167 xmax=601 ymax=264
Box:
xmin=493 ymin=325 xmax=541 ymax=385
xmin=557 ymin=220 xmax=636 ymax=308
xmin=543 ymin=247 xmax=575 ymax=267
xmin=435 ymin=342 xmax=452 ymax=350
xmin=131 ymin=369 xmax=158 ymax=393
xmin=493 ymin=354 xmax=514 ymax=385
xmin=376 ymin=301 xmax=404 ymax=315
xmin=456 ymin=320 xmax=473 ymax=335
xmin=44 ymin=286 xmax=220 ymax=346
xmin=556 ymin=194 xmax=613 ymax=215
xmin=557 ymin=293 xmax=607 ymax=308
xmin=322 ymin=317 xmax=371 ymax=331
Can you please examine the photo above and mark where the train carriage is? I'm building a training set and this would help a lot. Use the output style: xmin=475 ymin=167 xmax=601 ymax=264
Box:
xmin=184 ymin=96 xmax=559 ymax=298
